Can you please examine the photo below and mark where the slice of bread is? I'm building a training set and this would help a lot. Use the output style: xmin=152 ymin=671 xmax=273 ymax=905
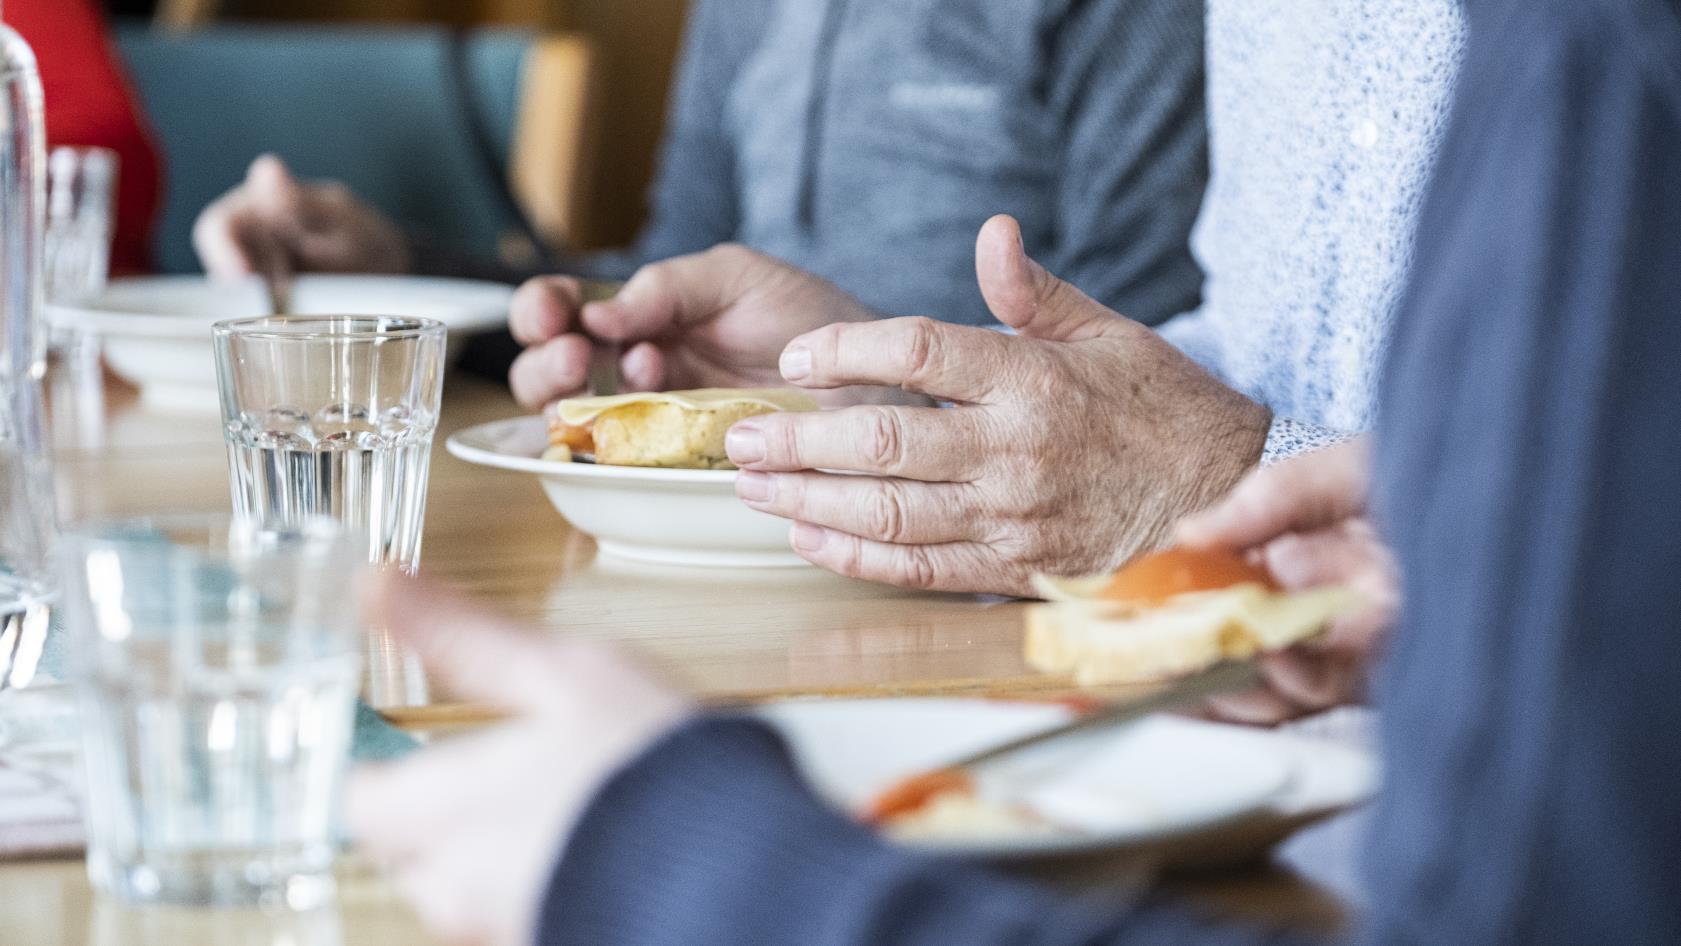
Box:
xmin=1025 ymin=585 xmax=1360 ymax=685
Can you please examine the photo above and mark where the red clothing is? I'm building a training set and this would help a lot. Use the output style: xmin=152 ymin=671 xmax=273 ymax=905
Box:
xmin=8 ymin=0 xmax=161 ymax=274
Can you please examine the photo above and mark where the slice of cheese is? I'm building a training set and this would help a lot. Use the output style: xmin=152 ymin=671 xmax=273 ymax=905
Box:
xmin=554 ymin=388 xmax=818 ymax=426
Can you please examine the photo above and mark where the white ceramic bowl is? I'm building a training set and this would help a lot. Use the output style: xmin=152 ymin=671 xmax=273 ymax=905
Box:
xmin=48 ymin=274 xmax=513 ymax=411
xmin=446 ymin=415 xmax=807 ymax=568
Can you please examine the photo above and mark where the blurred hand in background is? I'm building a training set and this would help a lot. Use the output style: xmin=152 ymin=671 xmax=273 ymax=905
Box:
xmin=1176 ymin=438 xmax=1399 ymax=724
xmin=193 ymin=154 xmax=411 ymax=284
xmin=506 ymin=244 xmax=914 ymax=409
xmin=348 ymin=574 xmax=691 ymax=946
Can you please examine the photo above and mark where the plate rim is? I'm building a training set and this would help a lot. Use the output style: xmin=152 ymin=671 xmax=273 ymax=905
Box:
xmin=755 ymin=696 xmax=1378 ymax=861
xmin=46 ymin=273 xmax=513 ymax=338
xmin=446 ymin=415 xmax=741 ymax=484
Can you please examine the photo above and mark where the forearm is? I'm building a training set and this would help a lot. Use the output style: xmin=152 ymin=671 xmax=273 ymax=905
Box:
xmin=540 ymin=717 xmax=1327 ymax=946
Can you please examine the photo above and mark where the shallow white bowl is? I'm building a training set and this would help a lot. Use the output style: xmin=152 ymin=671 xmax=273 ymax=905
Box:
xmin=758 ymin=698 xmax=1380 ymax=861
xmin=446 ymin=415 xmax=808 ymax=568
xmin=48 ymin=274 xmax=513 ymax=411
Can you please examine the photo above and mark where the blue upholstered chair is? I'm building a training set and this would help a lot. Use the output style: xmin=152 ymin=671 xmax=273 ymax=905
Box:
xmin=115 ymin=21 xmax=599 ymax=274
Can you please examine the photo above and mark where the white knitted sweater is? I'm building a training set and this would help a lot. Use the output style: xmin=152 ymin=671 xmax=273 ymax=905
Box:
xmin=1159 ymin=0 xmax=1468 ymax=461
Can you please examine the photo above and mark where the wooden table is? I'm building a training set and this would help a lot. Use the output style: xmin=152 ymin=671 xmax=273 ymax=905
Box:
xmin=3 ymin=372 xmax=1355 ymax=944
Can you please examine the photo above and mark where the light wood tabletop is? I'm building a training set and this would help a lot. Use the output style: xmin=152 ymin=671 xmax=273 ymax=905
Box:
xmin=4 ymin=370 xmax=1357 ymax=944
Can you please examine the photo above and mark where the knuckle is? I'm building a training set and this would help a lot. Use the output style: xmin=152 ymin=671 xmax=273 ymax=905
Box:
xmin=895 ymin=545 xmax=940 ymax=590
xmin=829 ymin=534 xmax=866 ymax=579
xmin=899 ymin=317 xmax=941 ymax=386
xmin=316 ymin=181 xmax=353 ymax=205
xmin=768 ymin=417 xmax=804 ymax=467
xmin=705 ymin=242 xmax=757 ymax=270
xmin=866 ymin=484 xmax=909 ymax=543
xmin=861 ymin=407 xmax=907 ymax=472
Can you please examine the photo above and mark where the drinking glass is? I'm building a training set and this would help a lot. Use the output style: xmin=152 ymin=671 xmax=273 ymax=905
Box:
xmin=45 ymin=146 xmax=118 ymax=449
xmin=60 ymin=518 xmax=364 ymax=909
xmin=212 ymin=316 xmax=445 ymax=706
xmin=211 ymin=316 xmax=446 ymax=570
xmin=45 ymin=145 xmax=116 ymax=307
xmin=1 ymin=19 xmax=55 ymax=694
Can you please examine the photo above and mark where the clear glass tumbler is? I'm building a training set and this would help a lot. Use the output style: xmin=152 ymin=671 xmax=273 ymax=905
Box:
xmin=212 ymin=316 xmax=446 ymax=707
xmin=1 ymin=18 xmax=56 ymax=693
xmin=61 ymin=518 xmax=365 ymax=909
xmin=211 ymin=316 xmax=446 ymax=570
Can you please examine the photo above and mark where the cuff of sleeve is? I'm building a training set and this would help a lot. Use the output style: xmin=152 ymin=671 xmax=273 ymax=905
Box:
xmin=537 ymin=715 xmax=886 ymax=946
xmin=538 ymin=717 xmax=1324 ymax=946
xmin=1261 ymin=417 xmax=1357 ymax=466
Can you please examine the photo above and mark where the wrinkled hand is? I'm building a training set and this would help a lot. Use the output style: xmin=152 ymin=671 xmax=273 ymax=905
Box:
xmin=347 ymin=575 xmax=691 ymax=946
xmin=1175 ymin=438 xmax=1398 ymax=724
xmin=508 ymin=246 xmax=918 ymax=409
xmin=193 ymin=155 xmax=411 ymax=283
xmin=724 ymin=215 xmax=1273 ymax=596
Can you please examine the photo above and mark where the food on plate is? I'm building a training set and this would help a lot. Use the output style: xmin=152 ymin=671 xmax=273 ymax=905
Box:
xmin=864 ymin=769 xmax=1063 ymax=842
xmin=1025 ymin=548 xmax=1362 ymax=685
xmin=879 ymin=789 xmax=1060 ymax=843
xmin=546 ymin=388 xmax=818 ymax=469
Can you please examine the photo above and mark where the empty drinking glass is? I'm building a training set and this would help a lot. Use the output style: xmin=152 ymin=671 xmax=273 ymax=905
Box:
xmin=61 ymin=518 xmax=365 ymax=909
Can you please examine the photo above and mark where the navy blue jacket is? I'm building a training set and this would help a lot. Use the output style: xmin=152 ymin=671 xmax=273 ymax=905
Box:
xmin=536 ymin=1 xmax=1681 ymax=942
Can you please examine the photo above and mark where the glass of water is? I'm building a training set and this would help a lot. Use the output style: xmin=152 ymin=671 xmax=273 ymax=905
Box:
xmin=60 ymin=518 xmax=364 ymax=909
xmin=211 ymin=316 xmax=446 ymax=571
xmin=213 ymin=316 xmax=445 ymax=707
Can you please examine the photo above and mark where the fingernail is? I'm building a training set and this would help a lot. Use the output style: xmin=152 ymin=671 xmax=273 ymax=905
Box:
xmin=725 ymin=422 xmax=766 ymax=464
xmin=792 ymin=522 xmax=827 ymax=552
xmin=780 ymin=346 xmax=812 ymax=381
xmin=736 ymin=470 xmax=773 ymax=503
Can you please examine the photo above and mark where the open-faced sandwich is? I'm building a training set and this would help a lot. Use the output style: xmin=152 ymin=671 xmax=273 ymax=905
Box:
xmin=544 ymin=388 xmax=818 ymax=470
xmin=1025 ymin=548 xmax=1362 ymax=685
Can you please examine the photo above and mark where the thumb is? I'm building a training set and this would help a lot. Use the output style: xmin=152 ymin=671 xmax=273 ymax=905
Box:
xmin=975 ymin=214 xmax=1124 ymax=342
xmin=363 ymin=570 xmax=561 ymax=711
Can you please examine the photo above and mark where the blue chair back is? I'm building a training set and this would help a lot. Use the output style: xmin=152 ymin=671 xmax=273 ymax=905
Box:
xmin=116 ymin=21 xmax=534 ymax=274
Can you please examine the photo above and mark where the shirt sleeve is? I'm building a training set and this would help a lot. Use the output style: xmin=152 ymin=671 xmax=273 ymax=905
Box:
xmin=1261 ymin=418 xmax=1356 ymax=466
xmin=538 ymin=716 xmax=1324 ymax=946
xmin=1366 ymin=2 xmax=1681 ymax=943
xmin=618 ymin=0 xmax=771 ymax=267
xmin=1040 ymin=0 xmax=1207 ymax=327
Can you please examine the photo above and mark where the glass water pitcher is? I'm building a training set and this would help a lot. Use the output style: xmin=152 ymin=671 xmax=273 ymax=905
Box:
xmin=0 ymin=13 xmax=55 ymax=691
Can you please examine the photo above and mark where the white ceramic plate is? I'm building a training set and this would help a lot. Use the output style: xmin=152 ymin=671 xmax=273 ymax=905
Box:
xmin=48 ymin=275 xmax=514 ymax=411
xmin=758 ymin=698 xmax=1380 ymax=861
xmin=447 ymin=414 xmax=807 ymax=568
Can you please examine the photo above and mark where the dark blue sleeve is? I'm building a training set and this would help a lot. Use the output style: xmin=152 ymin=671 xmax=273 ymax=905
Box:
xmin=538 ymin=718 xmax=1320 ymax=946
xmin=1367 ymin=1 xmax=1681 ymax=944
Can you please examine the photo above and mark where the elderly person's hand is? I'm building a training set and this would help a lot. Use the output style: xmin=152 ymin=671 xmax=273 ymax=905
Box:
xmin=1175 ymin=438 xmax=1399 ymax=724
xmin=193 ymin=155 xmax=411 ymax=283
xmin=347 ymin=575 xmax=691 ymax=946
xmin=507 ymin=246 xmax=922 ymax=409
xmin=723 ymin=215 xmax=1273 ymax=596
